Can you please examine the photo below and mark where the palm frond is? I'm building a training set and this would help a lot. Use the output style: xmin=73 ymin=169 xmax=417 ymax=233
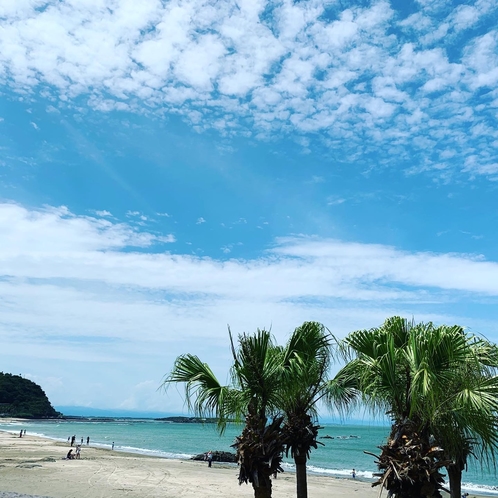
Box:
xmin=164 ymin=353 xmax=236 ymax=431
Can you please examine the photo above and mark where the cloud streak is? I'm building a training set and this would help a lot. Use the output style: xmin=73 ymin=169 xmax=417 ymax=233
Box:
xmin=2 ymin=202 xmax=498 ymax=300
xmin=1 ymin=201 xmax=497 ymax=410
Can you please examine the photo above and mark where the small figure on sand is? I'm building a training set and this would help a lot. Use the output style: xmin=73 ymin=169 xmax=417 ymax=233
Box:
xmin=75 ymin=445 xmax=81 ymax=459
xmin=86 ymin=436 xmax=90 ymax=445
xmin=112 ymin=442 xmax=115 ymax=450
xmin=23 ymin=430 xmax=26 ymax=436
xmin=19 ymin=430 xmax=23 ymax=438
xmin=81 ymin=437 xmax=83 ymax=445
xmin=207 ymin=450 xmax=213 ymax=467
xmin=71 ymin=435 xmax=76 ymax=447
xmin=68 ymin=436 xmax=70 ymax=443
xmin=66 ymin=449 xmax=74 ymax=460
xmin=352 ymin=468 xmax=356 ymax=479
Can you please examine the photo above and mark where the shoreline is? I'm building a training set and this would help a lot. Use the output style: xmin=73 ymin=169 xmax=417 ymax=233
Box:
xmin=0 ymin=427 xmax=490 ymax=498
xmin=0 ymin=430 xmax=381 ymax=498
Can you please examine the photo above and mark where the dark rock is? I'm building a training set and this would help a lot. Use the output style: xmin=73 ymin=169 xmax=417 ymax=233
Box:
xmin=155 ymin=416 xmax=216 ymax=423
xmin=191 ymin=451 xmax=237 ymax=463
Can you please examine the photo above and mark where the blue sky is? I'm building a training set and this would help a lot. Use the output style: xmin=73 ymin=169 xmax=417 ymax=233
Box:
xmin=0 ymin=0 xmax=498 ymax=414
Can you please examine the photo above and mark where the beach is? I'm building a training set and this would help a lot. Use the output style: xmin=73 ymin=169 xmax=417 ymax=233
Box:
xmin=0 ymin=430 xmax=378 ymax=498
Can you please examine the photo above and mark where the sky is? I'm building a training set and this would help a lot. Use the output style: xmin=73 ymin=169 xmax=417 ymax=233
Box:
xmin=0 ymin=0 xmax=498 ymax=416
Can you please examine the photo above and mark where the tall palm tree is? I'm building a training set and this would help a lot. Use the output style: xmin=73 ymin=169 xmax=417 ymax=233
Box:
xmin=427 ymin=334 xmax=498 ymax=498
xmin=329 ymin=317 xmax=498 ymax=498
xmin=278 ymin=321 xmax=334 ymax=498
xmin=165 ymin=329 xmax=285 ymax=498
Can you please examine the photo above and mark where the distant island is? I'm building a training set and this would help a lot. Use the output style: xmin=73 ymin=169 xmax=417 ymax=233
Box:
xmin=0 ymin=372 xmax=61 ymax=419
xmin=155 ymin=416 xmax=218 ymax=423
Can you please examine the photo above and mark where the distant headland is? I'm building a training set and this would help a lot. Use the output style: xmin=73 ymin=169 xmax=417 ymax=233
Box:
xmin=0 ymin=372 xmax=61 ymax=419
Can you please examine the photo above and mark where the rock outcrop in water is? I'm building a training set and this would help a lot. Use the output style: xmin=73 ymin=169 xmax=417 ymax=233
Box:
xmin=191 ymin=451 xmax=237 ymax=463
xmin=155 ymin=416 xmax=217 ymax=423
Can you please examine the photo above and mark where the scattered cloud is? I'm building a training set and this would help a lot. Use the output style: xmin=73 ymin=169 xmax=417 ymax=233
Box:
xmin=196 ymin=217 xmax=206 ymax=224
xmin=0 ymin=0 xmax=497 ymax=180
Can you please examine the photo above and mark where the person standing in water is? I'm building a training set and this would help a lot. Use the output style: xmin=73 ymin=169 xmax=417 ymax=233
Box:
xmin=86 ymin=436 xmax=90 ymax=445
xmin=352 ymin=469 xmax=356 ymax=479
xmin=112 ymin=442 xmax=114 ymax=450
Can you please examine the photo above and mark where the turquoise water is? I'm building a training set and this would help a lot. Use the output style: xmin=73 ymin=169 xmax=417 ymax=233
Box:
xmin=1 ymin=419 xmax=497 ymax=495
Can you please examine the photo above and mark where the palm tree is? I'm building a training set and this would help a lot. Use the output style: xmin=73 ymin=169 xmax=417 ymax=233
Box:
xmin=329 ymin=317 xmax=498 ymax=498
xmin=165 ymin=329 xmax=285 ymax=498
xmin=278 ymin=321 xmax=334 ymax=498
xmin=165 ymin=322 xmax=336 ymax=498
xmin=427 ymin=333 xmax=498 ymax=498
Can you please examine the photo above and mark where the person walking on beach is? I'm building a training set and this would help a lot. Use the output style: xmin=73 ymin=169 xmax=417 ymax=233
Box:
xmin=19 ymin=430 xmax=22 ymax=438
xmin=112 ymin=442 xmax=115 ymax=450
xmin=86 ymin=436 xmax=90 ymax=445
xmin=207 ymin=450 xmax=213 ymax=467
xmin=352 ymin=469 xmax=356 ymax=479
xmin=71 ymin=435 xmax=75 ymax=447
xmin=75 ymin=445 xmax=81 ymax=459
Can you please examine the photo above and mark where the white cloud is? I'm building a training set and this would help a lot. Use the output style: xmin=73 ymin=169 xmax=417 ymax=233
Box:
xmin=0 ymin=203 xmax=174 ymax=252
xmin=0 ymin=0 xmax=496 ymax=180
xmin=196 ymin=217 xmax=206 ymax=224
xmin=95 ymin=210 xmax=113 ymax=217
xmin=1 ymin=202 xmax=498 ymax=410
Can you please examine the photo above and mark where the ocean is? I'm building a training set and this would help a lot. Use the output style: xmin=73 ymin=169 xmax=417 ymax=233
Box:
xmin=1 ymin=419 xmax=496 ymax=496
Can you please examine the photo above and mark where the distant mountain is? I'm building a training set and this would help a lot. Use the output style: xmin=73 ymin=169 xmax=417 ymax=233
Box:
xmin=0 ymin=372 xmax=60 ymax=418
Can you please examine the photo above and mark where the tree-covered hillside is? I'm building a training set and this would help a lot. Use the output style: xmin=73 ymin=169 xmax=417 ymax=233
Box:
xmin=0 ymin=372 xmax=61 ymax=418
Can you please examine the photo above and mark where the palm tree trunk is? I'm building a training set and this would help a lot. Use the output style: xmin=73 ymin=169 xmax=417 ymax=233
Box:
xmin=294 ymin=454 xmax=308 ymax=498
xmin=253 ymin=480 xmax=272 ymax=498
xmin=447 ymin=463 xmax=463 ymax=498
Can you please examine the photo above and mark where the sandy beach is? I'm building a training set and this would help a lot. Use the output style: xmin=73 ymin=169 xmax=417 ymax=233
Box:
xmin=0 ymin=430 xmax=379 ymax=498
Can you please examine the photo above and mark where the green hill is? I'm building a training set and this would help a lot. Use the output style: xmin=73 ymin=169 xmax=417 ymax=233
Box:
xmin=0 ymin=372 xmax=61 ymax=418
